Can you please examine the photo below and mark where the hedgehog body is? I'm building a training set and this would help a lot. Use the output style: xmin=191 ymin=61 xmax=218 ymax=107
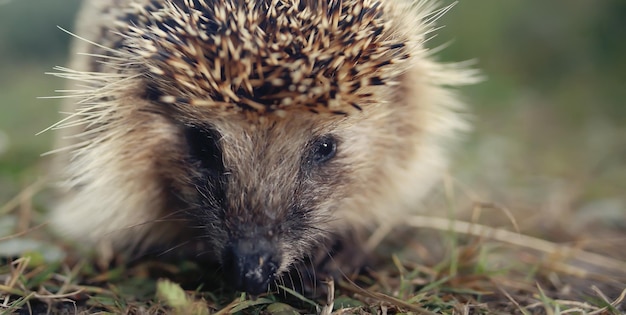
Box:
xmin=51 ymin=0 xmax=477 ymax=295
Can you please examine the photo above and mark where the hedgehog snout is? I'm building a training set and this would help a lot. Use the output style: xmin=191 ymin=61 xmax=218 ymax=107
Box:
xmin=222 ymin=237 xmax=280 ymax=296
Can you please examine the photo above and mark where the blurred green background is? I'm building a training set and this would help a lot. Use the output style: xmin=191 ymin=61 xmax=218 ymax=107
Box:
xmin=0 ymin=1 xmax=624 ymax=235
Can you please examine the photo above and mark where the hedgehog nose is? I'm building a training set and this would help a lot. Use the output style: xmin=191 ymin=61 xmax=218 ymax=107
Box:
xmin=222 ymin=238 xmax=279 ymax=296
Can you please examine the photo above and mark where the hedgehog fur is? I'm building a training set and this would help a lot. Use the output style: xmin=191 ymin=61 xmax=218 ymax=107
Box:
xmin=49 ymin=0 xmax=479 ymax=295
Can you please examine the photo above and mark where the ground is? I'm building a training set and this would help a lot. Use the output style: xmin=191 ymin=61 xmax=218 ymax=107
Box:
xmin=1 ymin=0 xmax=625 ymax=314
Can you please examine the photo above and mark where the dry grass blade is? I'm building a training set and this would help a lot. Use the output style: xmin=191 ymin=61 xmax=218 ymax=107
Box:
xmin=405 ymin=216 xmax=626 ymax=275
xmin=212 ymin=294 xmax=273 ymax=315
xmin=0 ymin=178 xmax=45 ymax=216
xmin=0 ymin=222 xmax=47 ymax=242
xmin=588 ymin=286 xmax=626 ymax=315
xmin=497 ymin=285 xmax=531 ymax=315
xmin=338 ymin=279 xmax=438 ymax=314
xmin=320 ymin=278 xmax=334 ymax=315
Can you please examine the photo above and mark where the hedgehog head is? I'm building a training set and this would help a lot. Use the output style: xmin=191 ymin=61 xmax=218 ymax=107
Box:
xmin=58 ymin=0 xmax=472 ymax=296
xmin=109 ymin=0 xmax=427 ymax=295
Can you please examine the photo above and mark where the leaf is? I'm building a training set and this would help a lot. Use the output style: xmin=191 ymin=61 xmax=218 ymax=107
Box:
xmin=266 ymin=302 xmax=300 ymax=315
xmin=157 ymin=279 xmax=190 ymax=309
xmin=156 ymin=279 xmax=210 ymax=315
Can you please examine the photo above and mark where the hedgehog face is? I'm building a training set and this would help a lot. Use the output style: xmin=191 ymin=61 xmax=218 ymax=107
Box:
xmin=54 ymin=0 xmax=466 ymax=296
xmin=174 ymin=115 xmax=351 ymax=294
xmin=116 ymin=0 xmax=415 ymax=294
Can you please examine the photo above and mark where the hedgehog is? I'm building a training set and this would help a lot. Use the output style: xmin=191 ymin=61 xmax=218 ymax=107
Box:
xmin=49 ymin=0 xmax=478 ymax=296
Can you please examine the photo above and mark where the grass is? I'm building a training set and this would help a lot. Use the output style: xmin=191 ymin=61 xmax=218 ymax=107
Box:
xmin=1 ymin=0 xmax=625 ymax=313
xmin=1 ymin=173 xmax=624 ymax=314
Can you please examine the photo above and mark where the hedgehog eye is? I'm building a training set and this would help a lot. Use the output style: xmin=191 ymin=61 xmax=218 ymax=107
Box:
xmin=311 ymin=135 xmax=337 ymax=165
xmin=184 ymin=125 xmax=224 ymax=175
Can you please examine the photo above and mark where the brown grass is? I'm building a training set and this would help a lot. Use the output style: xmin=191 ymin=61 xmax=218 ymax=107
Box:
xmin=1 ymin=173 xmax=624 ymax=314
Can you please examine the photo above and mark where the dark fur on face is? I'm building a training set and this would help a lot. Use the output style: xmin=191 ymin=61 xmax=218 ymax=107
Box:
xmin=162 ymin=114 xmax=350 ymax=293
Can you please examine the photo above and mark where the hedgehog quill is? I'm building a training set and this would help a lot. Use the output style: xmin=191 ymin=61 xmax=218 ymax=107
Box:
xmin=49 ymin=0 xmax=479 ymax=296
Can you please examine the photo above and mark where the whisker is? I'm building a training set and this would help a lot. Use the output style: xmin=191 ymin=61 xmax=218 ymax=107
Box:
xmin=306 ymin=254 xmax=318 ymax=296
xmin=286 ymin=268 xmax=296 ymax=296
xmin=98 ymin=205 xmax=202 ymax=239
xmin=155 ymin=240 xmax=192 ymax=257
xmin=295 ymin=264 xmax=307 ymax=296
xmin=277 ymin=274 xmax=287 ymax=299
xmin=194 ymin=248 xmax=215 ymax=258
